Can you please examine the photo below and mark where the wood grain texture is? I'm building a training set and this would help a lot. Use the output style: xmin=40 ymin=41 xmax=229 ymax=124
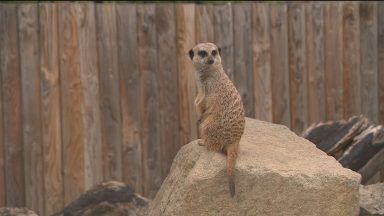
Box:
xmin=252 ymin=3 xmax=272 ymax=122
xmin=233 ymin=3 xmax=254 ymax=118
xmin=0 ymin=3 xmax=25 ymax=207
xmin=306 ymin=3 xmax=326 ymax=125
xmin=0 ymin=4 xmax=5 ymax=206
xmin=359 ymin=2 xmax=378 ymax=124
xmin=176 ymin=4 xmax=197 ymax=145
xmin=115 ymin=3 xmax=143 ymax=195
xmin=156 ymin=4 xmax=180 ymax=180
xmin=58 ymin=3 xmax=85 ymax=205
xmin=195 ymin=4 xmax=214 ymax=43
xmin=95 ymin=3 xmax=122 ymax=182
xmin=288 ymin=2 xmax=307 ymax=133
xmin=76 ymin=3 xmax=103 ymax=189
xmin=342 ymin=2 xmax=361 ymax=119
xmin=137 ymin=4 xmax=161 ymax=198
xmin=379 ymin=2 xmax=384 ymax=125
xmin=214 ymin=3 xmax=234 ymax=81
xmin=270 ymin=3 xmax=290 ymax=127
xmin=39 ymin=3 xmax=64 ymax=215
xmin=18 ymin=4 xmax=44 ymax=214
xmin=324 ymin=2 xmax=343 ymax=121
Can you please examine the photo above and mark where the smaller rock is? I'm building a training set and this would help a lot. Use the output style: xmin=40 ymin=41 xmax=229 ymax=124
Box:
xmin=53 ymin=181 xmax=150 ymax=216
xmin=360 ymin=183 xmax=384 ymax=216
xmin=0 ymin=207 xmax=38 ymax=216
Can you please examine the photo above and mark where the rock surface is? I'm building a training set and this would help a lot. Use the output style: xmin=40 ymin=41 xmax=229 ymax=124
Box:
xmin=0 ymin=207 xmax=38 ymax=216
xmin=360 ymin=183 xmax=384 ymax=215
xmin=53 ymin=181 xmax=150 ymax=216
xmin=147 ymin=118 xmax=361 ymax=216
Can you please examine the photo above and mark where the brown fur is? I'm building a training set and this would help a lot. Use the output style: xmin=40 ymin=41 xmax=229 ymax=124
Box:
xmin=189 ymin=43 xmax=245 ymax=198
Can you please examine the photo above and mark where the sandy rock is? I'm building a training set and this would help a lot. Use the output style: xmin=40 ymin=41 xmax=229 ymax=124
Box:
xmin=0 ymin=207 xmax=38 ymax=216
xmin=360 ymin=183 xmax=384 ymax=216
xmin=147 ymin=118 xmax=361 ymax=216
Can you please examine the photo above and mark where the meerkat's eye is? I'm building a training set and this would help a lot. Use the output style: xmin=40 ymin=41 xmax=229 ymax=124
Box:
xmin=198 ymin=50 xmax=208 ymax=58
xmin=212 ymin=50 xmax=217 ymax=56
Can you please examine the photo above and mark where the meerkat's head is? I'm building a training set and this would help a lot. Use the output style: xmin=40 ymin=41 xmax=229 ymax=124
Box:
xmin=188 ymin=43 xmax=222 ymax=71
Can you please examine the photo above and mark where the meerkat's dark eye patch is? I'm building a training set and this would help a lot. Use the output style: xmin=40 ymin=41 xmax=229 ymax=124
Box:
xmin=198 ymin=50 xmax=208 ymax=58
xmin=188 ymin=49 xmax=194 ymax=60
xmin=212 ymin=50 xmax=217 ymax=56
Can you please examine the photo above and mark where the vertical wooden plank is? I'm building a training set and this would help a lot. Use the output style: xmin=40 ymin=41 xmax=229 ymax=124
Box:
xmin=342 ymin=2 xmax=361 ymax=119
xmin=288 ymin=2 xmax=307 ymax=133
xmin=0 ymin=4 xmax=5 ymax=207
xmin=95 ymin=3 xmax=122 ymax=182
xmin=252 ymin=3 xmax=272 ymax=122
xmin=18 ymin=3 xmax=44 ymax=213
xmin=58 ymin=3 xmax=85 ymax=205
xmin=379 ymin=2 xmax=384 ymax=125
xmin=360 ymin=2 xmax=378 ymax=124
xmin=324 ymin=2 xmax=343 ymax=121
xmin=195 ymin=4 xmax=214 ymax=43
xmin=116 ymin=3 xmax=143 ymax=194
xmin=233 ymin=3 xmax=254 ymax=118
xmin=76 ymin=3 xmax=103 ymax=189
xmin=270 ymin=3 xmax=290 ymax=127
xmin=214 ymin=3 xmax=234 ymax=81
xmin=306 ymin=3 xmax=326 ymax=125
xmin=156 ymin=4 xmax=179 ymax=181
xmin=0 ymin=3 xmax=25 ymax=207
xmin=39 ymin=3 xmax=64 ymax=214
xmin=137 ymin=4 xmax=161 ymax=198
xmin=380 ymin=1 xmax=384 ymax=184
xmin=176 ymin=4 xmax=197 ymax=145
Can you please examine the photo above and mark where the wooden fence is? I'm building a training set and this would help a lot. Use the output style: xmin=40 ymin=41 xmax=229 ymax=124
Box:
xmin=0 ymin=1 xmax=383 ymax=215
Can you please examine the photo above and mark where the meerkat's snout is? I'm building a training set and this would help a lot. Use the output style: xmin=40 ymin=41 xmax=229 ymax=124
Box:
xmin=207 ymin=56 xmax=214 ymax=65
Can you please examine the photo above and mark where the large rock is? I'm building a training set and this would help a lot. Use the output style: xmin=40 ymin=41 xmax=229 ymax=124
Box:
xmin=147 ymin=118 xmax=361 ymax=216
xmin=360 ymin=183 xmax=384 ymax=215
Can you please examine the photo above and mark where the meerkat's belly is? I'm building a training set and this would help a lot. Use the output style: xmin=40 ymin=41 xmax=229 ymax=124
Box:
xmin=201 ymin=99 xmax=245 ymax=147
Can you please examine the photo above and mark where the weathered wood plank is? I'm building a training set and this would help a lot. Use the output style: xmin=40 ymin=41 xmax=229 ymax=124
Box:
xmin=76 ymin=3 xmax=103 ymax=189
xmin=95 ymin=3 xmax=122 ymax=182
xmin=252 ymin=3 xmax=272 ymax=122
xmin=0 ymin=4 xmax=5 ymax=206
xmin=214 ymin=3 xmax=234 ymax=81
xmin=18 ymin=3 xmax=44 ymax=213
xmin=58 ymin=3 xmax=85 ymax=205
xmin=270 ymin=3 xmax=290 ymax=127
xmin=306 ymin=3 xmax=326 ymax=125
xmin=379 ymin=2 xmax=384 ymax=126
xmin=0 ymin=3 xmax=25 ymax=207
xmin=176 ymin=4 xmax=197 ymax=145
xmin=324 ymin=2 xmax=343 ymax=121
xmin=39 ymin=3 xmax=64 ymax=214
xmin=115 ymin=3 xmax=143 ymax=195
xmin=288 ymin=2 xmax=307 ymax=133
xmin=137 ymin=4 xmax=161 ymax=198
xmin=156 ymin=4 xmax=180 ymax=180
xmin=359 ymin=2 xmax=378 ymax=124
xmin=233 ymin=3 xmax=254 ymax=118
xmin=342 ymin=2 xmax=361 ymax=119
xmin=195 ymin=4 xmax=214 ymax=43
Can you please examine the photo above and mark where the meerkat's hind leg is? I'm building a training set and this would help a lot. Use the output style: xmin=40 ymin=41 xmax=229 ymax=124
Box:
xmin=197 ymin=139 xmax=206 ymax=146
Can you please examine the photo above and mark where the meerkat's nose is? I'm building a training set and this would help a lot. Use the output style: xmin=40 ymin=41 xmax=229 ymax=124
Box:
xmin=207 ymin=57 xmax=214 ymax=65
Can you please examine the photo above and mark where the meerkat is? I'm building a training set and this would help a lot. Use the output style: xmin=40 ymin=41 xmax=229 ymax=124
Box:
xmin=188 ymin=42 xmax=245 ymax=198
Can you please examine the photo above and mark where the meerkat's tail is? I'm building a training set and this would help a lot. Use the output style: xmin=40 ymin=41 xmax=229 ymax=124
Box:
xmin=226 ymin=145 xmax=237 ymax=198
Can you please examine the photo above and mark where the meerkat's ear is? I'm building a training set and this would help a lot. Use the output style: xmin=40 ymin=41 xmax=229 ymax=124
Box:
xmin=188 ymin=49 xmax=194 ymax=60
xmin=218 ymin=47 xmax=222 ymax=55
